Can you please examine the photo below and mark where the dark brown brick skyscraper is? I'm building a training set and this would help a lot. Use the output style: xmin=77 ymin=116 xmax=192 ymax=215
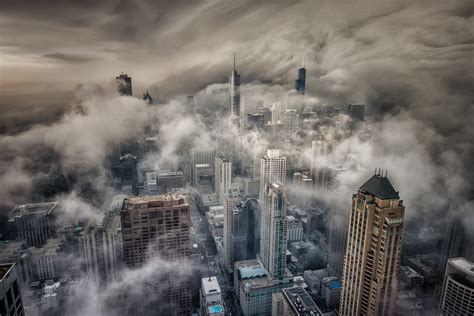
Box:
xmin=121 ymin=194 xmax=191 ymax=315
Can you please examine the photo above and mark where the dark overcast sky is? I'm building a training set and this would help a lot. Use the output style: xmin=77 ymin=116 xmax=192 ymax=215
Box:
xmin=0 ymin=0 xmax=473 ymax=142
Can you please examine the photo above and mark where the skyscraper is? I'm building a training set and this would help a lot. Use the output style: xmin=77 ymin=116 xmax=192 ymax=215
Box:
xmin=439 ymin=257 xmax=474 ymax=315
xmin=142 ymin=90 xmax=153 ymax=104
xmin=259 ymin=182 xmax=288 ymax=280
xmin=259 ymin=149 xmax=287 ymax=201
xmin=121 ymin=194 xmax=191 ymax=315
xmin=229 ymin=54 xmax=241 ymax=121
xmin=339 ymin=172 xmax=405 ymax=315
xmin=223 ymin=185 xmax=243 ymax=271
xmin=79 ymin=195 xmax=125 ymax=285
xmin=294 ymin=60 xmax=306 ymax=95
xmin=8 ymin=202 xmax=57 ymax=248
xmin=214 ymin=156 xmax=232 ymax=203
xmin=116 ymin=73 xmax=132 ymax=96
xmin=190 ymin=148 xmax=217 ymax=184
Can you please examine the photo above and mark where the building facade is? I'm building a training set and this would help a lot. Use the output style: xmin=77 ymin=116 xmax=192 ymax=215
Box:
xmin=121 ymin=194 xmax=192 ymax=315
xmin=260 ymin=183 xmax=288 ymax=280
xmin=9 ymin=202 xmax=57 ymax=249
xmin=116 ymin=73 xmax=132 ymax=96
xmin=439 ymin=257 xmax=474 ymax=315
xmin=339 ymin=173 xmax=405 ymax=315
xmin=214 ymin=157 xmax=232 ymax=203
xmin=0 ymin=263 xmax=24 ymax=316
xmin=260 ymin=150 xmax=287 ymax=201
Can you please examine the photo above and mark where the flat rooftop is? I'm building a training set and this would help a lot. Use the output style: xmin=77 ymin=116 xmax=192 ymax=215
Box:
xmin=10 ymin=202 xmax=57 ymax=218
xmin=283 ymin=286 xmax=321 ymax=315
xmin=449 ymin=257 xmax=474 ymax=276
xmin=202 ymin=276 xmax=221 ymax=295
xmin=125 ymin=193 xmax=188 ymax=206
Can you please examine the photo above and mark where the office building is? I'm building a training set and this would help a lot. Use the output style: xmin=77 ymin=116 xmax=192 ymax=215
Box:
xmin=295 ymin=64 xmax=306 ymax=95
xmin=234 ymin=259 xmax=293 ymax=316
xmin=214 ymin=157 xmax=232 ymax=203
xmin=303 ymin=269 xmax=329 ymax=296
xmin=439 ymin=257 xmax=474 ymax=315
xmin=157 ymin=171 xmax=184 ymax=193
xmin=260 ymin=150 xmax=287 ymax=201
xmin=200 ymin=276 xmax=225 ymax=316
xmin=321 ymin=277 xmax=341 ymax=308
xmin=260 ymin=183 xmax=288 ymax=280
xmin=229 ymin=54 xmax=241 ymax=121
xmin=281 ymin=109 xmax=299 ymax=134
xmin=0 ymin=241 xmax=30 ymax=286
xmin=116 ymin=73 xmax=132 ymax=96
xmin=272 ymin=286 xmax=322 ymax=316
xmin=223 ymin=185 xmax=244 ymax=271
xmin=191 ymin=148 xmax=217 ymax=184
xmin=27 ymin=238 xmax=62 ymax=281
xmin=194 ymin=164 xmax=214 ymax=193
xmin=0 ymin=263 xmax=24 ymax=316
xmin=9 ymin=202 xmax=57 ymax=248
xmin=79 ymin=195 xmax=125 ymax=285
xmin=339 ymin=172 xmax=405 ymax=315
xmin=121 ymin=194 xmax=191 ymax=315
xmin=287 ymin=216 xmax=304 ymax=243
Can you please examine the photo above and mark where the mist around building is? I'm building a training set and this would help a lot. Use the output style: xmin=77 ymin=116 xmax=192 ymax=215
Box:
xmin=0 ymin=55 xmax=472 ymax=316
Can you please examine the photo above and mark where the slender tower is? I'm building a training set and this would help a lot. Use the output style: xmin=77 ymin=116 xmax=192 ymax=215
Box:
xmin=229 ymin=53 xmax=241 ymax=121
xmin=259 ymin=149 xmax=287 ymax=201
xmin=259 ymin=182 xmax=288 ymax=280
xmin=339 ymin=171 xmax=405 ymax=315
xmin=294 ymin=57 xmax=306 ymax=95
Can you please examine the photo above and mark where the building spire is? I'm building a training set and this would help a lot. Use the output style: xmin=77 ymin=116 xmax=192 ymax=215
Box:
xmin=233 ymin=52 xmax=236 ymax=71
xmin=302 ymin=55 xmax=305 ymax=68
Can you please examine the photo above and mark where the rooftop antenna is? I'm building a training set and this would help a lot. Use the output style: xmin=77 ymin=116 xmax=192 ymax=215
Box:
xmin=302 ymin=55 xmax=305 ymax=68
xmin=233 ymin=52 xmax=236 ymax=72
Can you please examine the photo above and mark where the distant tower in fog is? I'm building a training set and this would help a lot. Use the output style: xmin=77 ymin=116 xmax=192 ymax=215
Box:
xmin=142 ymin=90 xmax=153 ymax=104
xmin=116 ymin=73 xmax=132 ymax=96
xmin=294 ymin=57 xmax=306 ymax=95
xmin=229 ymin=53 xmax=241 ymax=120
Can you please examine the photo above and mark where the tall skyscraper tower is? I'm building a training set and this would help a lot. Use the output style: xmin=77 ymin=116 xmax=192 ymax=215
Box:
xmin=294 ymin=58 xmax=306 ymax=95
xmin=116 ymin=73 xmax=132 ymax=96
xmin=259 ymin=182 xmax=288 ymax=280
xmin=121 ymin=194 xmax=191 ymax=315
xmin=214 ymin=156 xmax=232 ymax=203
xmin=0 ymin=263 xmax=24 ymax=316
xmin=229 ymin=54 xmax=241 ymax=121
xmin=439 ymin=257 xmax=474 ymax=315
xmin=259 ymin=149 xmax=287 ymax=201
xmin=339 ymin=171 xmax=405 ymax=316
xmin=223 ymin=185 xmax=243 ymax=271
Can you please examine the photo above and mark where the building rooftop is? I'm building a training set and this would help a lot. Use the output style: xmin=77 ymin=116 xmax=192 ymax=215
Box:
xmin=283 ymin=286 xmax=322 ymax=315
xmin=202 ymin=276 xmax=221 ymax=296
xmin=10 ymin=202 xmax=57 ymax=218
xmin=0 ymin=263 xmax=14 ymax=280
xmin=359 ymin=174 xmax=399 ymax=199
xmin=125 ymin=193 xmax=187 ymax=206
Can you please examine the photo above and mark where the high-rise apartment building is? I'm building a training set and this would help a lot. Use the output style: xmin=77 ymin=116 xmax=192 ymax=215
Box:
xmin=260 ymin=183 xmax=288 ymax=280
xmin=116 ymin=73 xmax=132 ymax=96
xmin=280 ymin=109 xmax=299 ymax=134
xmin=339 ymin=172 xmax=405 ymax=315
xmin=439 ymin=257 xmax=474 ymax=315
xmin=214 ymin=156 xmax=232 ymax=203
xmin=9 ymin=202 xmax=57 ymax=248
xmin=229 ymin=54 xmax=241 ymax=122
xmin=79 ymin=195 xmax=125 ymax=285
xmin=260 ymin=150 xmax=287 ymax=201
xmin=0 ymin=263 xmax=24 ymax=316
xmin=121 ymin=194 xmax=191 ymax=315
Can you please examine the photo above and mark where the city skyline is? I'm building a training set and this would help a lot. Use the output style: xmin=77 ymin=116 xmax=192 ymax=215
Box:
xmin=0 ymin=1 xmax=473 ymax=315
